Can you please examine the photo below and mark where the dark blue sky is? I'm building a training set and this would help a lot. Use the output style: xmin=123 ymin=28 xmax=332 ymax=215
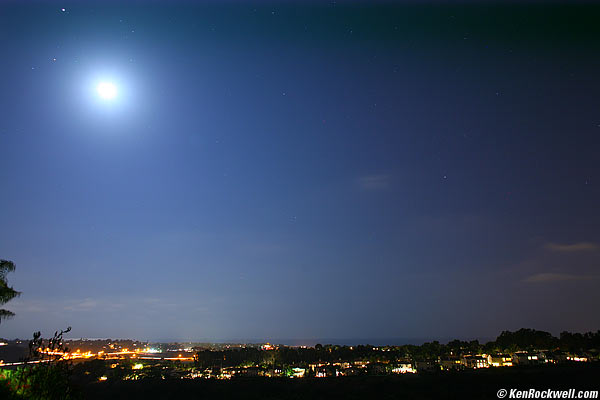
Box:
xmin=1 ymin=2 xmax=599 ymax=342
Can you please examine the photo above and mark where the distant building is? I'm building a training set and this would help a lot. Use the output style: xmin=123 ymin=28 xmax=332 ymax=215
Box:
xmin=265 ymin=367 xmax=283 ymax=377
xmin=341 ymin=367 xmax=362 ymax=376
xmin=487 ymin=354 xmax=513 ymax=367
xmin=392 ymin=362 xmax=416 ymax=374
xmin=512 ymin=351 xmax=544 ymax=365
xmin=366 ymin=362 xmax=388 ymax=375
xmin=539 ymin=351 xmax=558 ymax=364
xmin=461 ymin=355 xmax=489 ymax=369
xmin=291 ymin=368 xmax=306 ymax=378
xmin=315 ymin=365 xmax=338 ymax=378
xmin=415 ymin=360 xmax=437 ymax=373
xmin=439 ymin=357 xmax=463 ymax=371
xmin=238 ymin=366 xmax=262 ymax=377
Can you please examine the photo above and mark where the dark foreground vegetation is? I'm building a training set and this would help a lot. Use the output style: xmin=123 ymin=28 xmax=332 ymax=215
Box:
xmin=81 ymin=364 xmax=600 ymax=400
xmin=1 ymin=328 xmax=599 ymax=399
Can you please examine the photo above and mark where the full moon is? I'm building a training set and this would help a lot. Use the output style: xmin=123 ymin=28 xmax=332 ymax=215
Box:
xmin=97 ymin=82 xmax=117 ymax=100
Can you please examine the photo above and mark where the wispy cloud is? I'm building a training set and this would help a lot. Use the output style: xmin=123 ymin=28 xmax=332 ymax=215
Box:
xmin=64 ymin=298 xmax=99 ymax=311
xmin=12 ymin=296 xmax=174 ymax=315
xmin=9 ymin=299 xmax=48 ymax=313
xmin=357 ymin=174 xmax=390 ymax=190
xmin=64 ymin=298 xmax=126 ymax=312
xmin=523 ymin=272 xmax=599 ymax=283
xmin=544 ymin=242 xmax=598 ymax=252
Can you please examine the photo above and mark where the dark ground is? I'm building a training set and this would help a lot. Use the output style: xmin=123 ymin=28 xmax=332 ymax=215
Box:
xmin=81 ymin=364 xmax=600 ymax=400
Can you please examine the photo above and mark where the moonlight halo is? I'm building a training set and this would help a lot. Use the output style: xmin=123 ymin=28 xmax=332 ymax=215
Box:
xmin=97 ymin=82 xmax=117 ymax=100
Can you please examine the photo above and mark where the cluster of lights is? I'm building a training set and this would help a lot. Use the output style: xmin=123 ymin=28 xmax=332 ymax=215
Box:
xmin=36 ymin=347 xmax=145 ymax=361
xmin=566 ymin=356 xmax=588 ymax=362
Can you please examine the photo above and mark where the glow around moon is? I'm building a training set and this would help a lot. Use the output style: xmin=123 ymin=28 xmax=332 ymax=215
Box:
xmin=97 ymin=82 xmax=117 ymax=99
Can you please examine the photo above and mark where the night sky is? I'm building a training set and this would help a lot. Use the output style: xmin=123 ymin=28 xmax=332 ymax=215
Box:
xmin=1 ymin=1 xmax=599 ymax=343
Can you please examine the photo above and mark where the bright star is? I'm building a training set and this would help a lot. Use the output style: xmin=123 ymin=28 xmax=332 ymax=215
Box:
xmin=97 ymin=82 xmax=117 ymax=100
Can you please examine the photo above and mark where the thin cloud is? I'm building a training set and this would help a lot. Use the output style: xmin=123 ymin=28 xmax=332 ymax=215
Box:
xmin=544 ymin=242 xmax=598 ymax=252
xmin=64 ymin=298 xmax=99 ymax=312
xmin=8 ymin=299 xmax=48 ymax=313
xmin=357 ymin=174 xmax=390 ymax=190
xmin=523 ymin=272 xmax=598 ymax=283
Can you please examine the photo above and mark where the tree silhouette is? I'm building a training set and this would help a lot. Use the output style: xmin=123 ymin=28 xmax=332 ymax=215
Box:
xmin=0 ymin=259 xmax=21 ymax=324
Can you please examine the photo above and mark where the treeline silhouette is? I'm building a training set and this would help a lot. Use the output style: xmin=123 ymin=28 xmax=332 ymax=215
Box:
xmin=493 ymin=329 xmax=600 ymax=353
